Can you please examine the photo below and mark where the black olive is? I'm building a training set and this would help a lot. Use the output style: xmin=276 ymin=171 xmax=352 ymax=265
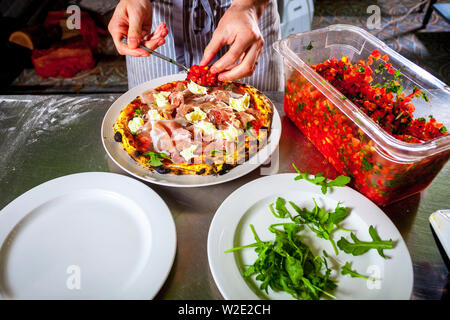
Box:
xmin=134 ymin=150 xmax=143 ymax=157
xmin=218 ymin=163 xmax=233 ymax=175
xmin=154 ymin=166 xmax=171 ymax=174
xmin=196 ymin=168 xmax=206 ymax=175
xmin=114 ymin=132 xmax=122 ymax=142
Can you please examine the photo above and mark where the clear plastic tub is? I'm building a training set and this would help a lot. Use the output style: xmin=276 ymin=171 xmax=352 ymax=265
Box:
xmin=274 ymin=24 xmax=450 ymax=206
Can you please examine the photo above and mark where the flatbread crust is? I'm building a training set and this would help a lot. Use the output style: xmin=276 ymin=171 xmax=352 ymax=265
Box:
xmin=113 ymin=80 xmax=274 ymax=175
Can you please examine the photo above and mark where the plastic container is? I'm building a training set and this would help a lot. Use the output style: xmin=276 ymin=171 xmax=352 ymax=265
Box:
xmin=274 ymin=24 xmax=450 ymax=206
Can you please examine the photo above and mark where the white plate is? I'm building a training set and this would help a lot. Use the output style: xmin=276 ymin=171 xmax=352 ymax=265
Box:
xmin=0 ymin=172 xmax=176 ymax=300
xmin=101 ymin=73 xmax=281 ymax=187
xmin=208 ymin=173 xmax=413 ymax=300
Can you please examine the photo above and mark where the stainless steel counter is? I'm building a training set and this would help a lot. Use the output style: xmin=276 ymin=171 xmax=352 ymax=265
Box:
xmin=0 ymin=92 xmax=448 ymax=300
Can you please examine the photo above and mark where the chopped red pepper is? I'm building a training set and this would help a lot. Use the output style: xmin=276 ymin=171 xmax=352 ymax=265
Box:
xmin=186 ymin=65 xmax=222 ymax=87
xmin=284 ymin=50 xmax=449 ymax=206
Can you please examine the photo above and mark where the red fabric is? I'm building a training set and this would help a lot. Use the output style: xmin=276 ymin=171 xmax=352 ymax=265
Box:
xmin=32 ymin=42 xmax=95 ymax=78
xmin=44 ymin=10 xmax=102 ymax=52
xmin=32 ymin=10 xmax=103 ymax=78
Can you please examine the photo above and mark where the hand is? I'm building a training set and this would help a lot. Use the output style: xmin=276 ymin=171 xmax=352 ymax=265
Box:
xmin=108 ymin=0 xmax=168 ymax=57
xmin=200 ymin=2 xmax=268 ymax=81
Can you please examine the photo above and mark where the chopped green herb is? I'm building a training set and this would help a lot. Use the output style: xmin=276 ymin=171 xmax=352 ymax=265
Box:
xmin=361 ymin=157 xmax=373 ymax=172
xmin=306 ymin=41 xmax=314 ymax=51
xmin=296 ymin=102 xmax=306 ymax=113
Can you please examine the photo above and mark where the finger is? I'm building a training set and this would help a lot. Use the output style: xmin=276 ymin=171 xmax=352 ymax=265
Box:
xmin=210 ymin=38 xmax=251 ymax=74
xmin=144 ymin=37 xmax=166 ymax=51
xmin=127 ymin=8 xmax=148 ymax=49
xmin=110 ymin=25 xmax=150 ymax=56
xmin=199 ymin=32 xmax=226 ymax=67
xmin=217 ymin=44 xmax=262 ymax=81
xmin=143 ymin=23 xmax=168 ymax=50
xmin=153 ymin=22 xmax=168 ymax=37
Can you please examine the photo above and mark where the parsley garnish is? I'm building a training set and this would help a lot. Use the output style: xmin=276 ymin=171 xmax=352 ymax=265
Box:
xmin=306 ymin=41 xmax=314 ymax=51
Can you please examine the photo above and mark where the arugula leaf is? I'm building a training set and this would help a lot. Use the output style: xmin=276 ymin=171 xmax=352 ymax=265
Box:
xmin=269 ymin=197 xmax=293 ymax=220
xmin=143 ymin=152 xmax=173 ymax=166
xmin=225 ymin=218 xmax=337 ymax=300
xmin=341 ymin=262 xmax=374 ymax=281
xmin=337 ymin=225 xmax=393 ymax=258
xmin=280 ymin=198 xmax=349 ymax=255
xmin=292 ymin=163 xmax=351 ymax=194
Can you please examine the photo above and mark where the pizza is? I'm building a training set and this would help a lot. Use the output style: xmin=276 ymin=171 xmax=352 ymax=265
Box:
xmin=113 ymin=79 xmax=274 ymax=175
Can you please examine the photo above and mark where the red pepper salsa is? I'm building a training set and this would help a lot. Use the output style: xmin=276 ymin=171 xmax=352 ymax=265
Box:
xmin=187 ymin=65 xmax=222 ymax=87
xmin=284 ymin=50 xmax=449 ymax=206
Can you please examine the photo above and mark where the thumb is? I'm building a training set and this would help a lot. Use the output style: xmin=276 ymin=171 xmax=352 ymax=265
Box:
xmin=127 ymin=10 xmax=144 ymax=49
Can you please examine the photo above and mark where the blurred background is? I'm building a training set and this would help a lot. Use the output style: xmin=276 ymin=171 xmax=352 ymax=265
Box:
xmin=0 ymin=0 xmax=449 ymax=94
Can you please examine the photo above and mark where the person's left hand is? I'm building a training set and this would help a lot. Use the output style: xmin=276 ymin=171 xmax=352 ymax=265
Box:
xmin=199 ymin=3 xmax=266 ymax=82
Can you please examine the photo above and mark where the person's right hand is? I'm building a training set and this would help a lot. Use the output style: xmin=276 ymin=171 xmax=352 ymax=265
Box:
xmin=108 ymin=0 xmax=168 ymax=57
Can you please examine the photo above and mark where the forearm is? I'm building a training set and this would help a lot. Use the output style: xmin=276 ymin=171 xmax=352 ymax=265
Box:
xmin=230 ymin=0 xmax=270 ymax=19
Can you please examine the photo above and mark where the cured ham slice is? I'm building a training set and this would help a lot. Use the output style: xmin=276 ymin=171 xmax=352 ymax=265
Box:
xmin=141 ymin=89 xmax=157 ymax=105
xmin=207 ymin=108 xmax=235 ymax=130
xmin=236 ymin=111 xmax=255 ymax=129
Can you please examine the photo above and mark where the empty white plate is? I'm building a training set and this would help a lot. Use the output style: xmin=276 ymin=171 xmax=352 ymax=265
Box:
xmin=208 ymin=173 xmax=413 ymax=300
xmin=0 ymin=172 xmax=176 ymax=300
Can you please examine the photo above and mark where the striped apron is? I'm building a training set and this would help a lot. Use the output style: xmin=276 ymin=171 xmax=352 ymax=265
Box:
xmin=126 ymin=0 xmax=284 ymax=91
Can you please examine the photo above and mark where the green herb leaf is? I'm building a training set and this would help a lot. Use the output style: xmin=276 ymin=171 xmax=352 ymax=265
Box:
xmin=292 ymin=164 xmax=351 ymax=194
xmin=143 ymin=152 xmax=173 ymax=166
xmin=210 ymin=149 xmax=227 ymax=156
xmin=341 ymin=261 xmax=374 ymax=281
xmin=337 ymin=225 xmax=393 ymax=258
xmin=306 ymin=41 xmax=313 ymax=51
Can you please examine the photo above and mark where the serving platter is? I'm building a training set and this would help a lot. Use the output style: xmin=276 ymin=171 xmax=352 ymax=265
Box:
xmin=208 ymin=173 xmax=413 ymax=300
xmin=0 ymin=172 xmax=176 ymax=300
xmin=101 ymin=73 xmax=281 ymax=187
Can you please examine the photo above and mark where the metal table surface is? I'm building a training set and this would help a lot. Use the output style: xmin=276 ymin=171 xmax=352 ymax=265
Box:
xmin=0 ymin=92 xmax=448 ymax=300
